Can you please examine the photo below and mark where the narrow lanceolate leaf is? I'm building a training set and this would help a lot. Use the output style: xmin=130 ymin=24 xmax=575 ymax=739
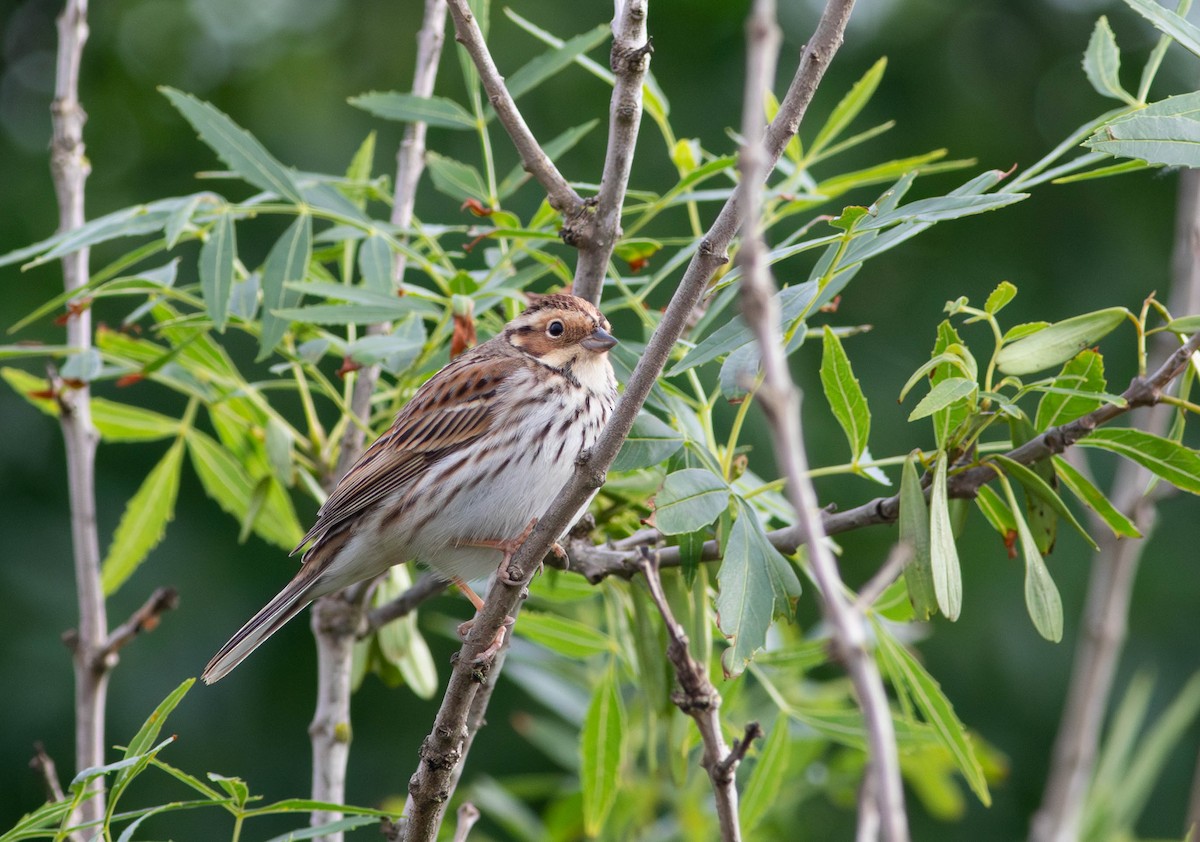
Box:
xmin=929 ymin=456 xmax=962 ymax=621
xmin=425 ymin=152 xmax=487 ymax=202
xmin=612 ymin=412 xmax=683 ymax=471
xmin=654 ymin=468 xmax=730 ymax=535
xmin=1084 ymin=17 xmax=1134 ymax=104
xmin=91 ymin=398 xmax=180 ymax=442
xmin=199 ymin=213 xmax=236 ymax=333
xmin=1087 ymin=114 xmax=1200 ymax=167
xmin=908 ymin=377 xmax=976 ymax=422
xmin=1052 ymin=456 xmax=1142 ymax=539
xmin=505 ymin=23 xmax=610 ymax=100
xmin=100 ymin=440 xmax=184 ymax=595
xmin=349 ymin=91 xmax=476 ymax=130
xmin=258 ymin=214 xmax=313 ymax=360
xmin=809 ymin=56 xmax=887 ymax=156
xmin=1008 ymin=413 xmax=1058 ymax=556
xmin=991 ymin=455 xmax=1098 ymax=551
xmin=187 ymin=430 xmax=303 ymax=549
xmin=872 ymin=619 xmax=991 ymax=805
xmin=1078 ymin=428 xmax=1200 ymax=494
xmin=580 ymin=665 xmax=625 ymax=836
xmin=740 ymin=711 xmax=792 ymax=836
xmin=716 ymin=500 xmax=802 ymax=676
xmin=1035 ymin=349 xmax=1109 ymax=430
xmin=995 ymin=307 xmax=1127 ymax=375
xmin=899 ymin=451 xmax=937 ymax=620
xmin=820 ymin=325 xmax=871 ymax=462
xmin=358 ymin=233 xmax=393 ymax=294
xmin=1121 ymin=0 xmax=1200 ymax=60
xmin=160 ymin=88 xmax=303 ymax=203
xmin=517 ymin=610 xmax=618 ymax=659
xmin=975 ymin=484 xmax=1017 ymax=539
xmin=998 ymin=476 xmax=1063 ymax=642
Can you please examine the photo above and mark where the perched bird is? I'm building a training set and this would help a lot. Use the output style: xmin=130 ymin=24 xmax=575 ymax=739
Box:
xmin=203 ymin=294 xmax=618 ymax=683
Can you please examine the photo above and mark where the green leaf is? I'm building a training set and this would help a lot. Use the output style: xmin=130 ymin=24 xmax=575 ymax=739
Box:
xmin=117 ymin=679 xmax=194 ymax=786
xmin=997 ymin=476 xmax=1063 ymax=642
xmin=517 ymin=610 xmax=618 ymax=658
xmin=160 ymin=87 xmax=303 ymax=202
xmin=899 ymin=451 xmax=937 ymax=621
xmin=497 ymin=120 xmax=600 ymax=198
xmin=1084 ymin=17 xmax=1135 ymax=104
xmin=1036 ymin=350 xmax=1109 ymax=429
xmin=1087 ymin=114 xmax=1200 ymax=167
xmin=1166 ymin=314 xmax=1200 ymax=333
xmin=371 ymin=566 xmax=437 ymax=699
xmin=984 ymin=281 xmax=1018 ymax=315
xmin=991 ymin=454 xmax=1098 ymax=551
xmin=670 ymin=283 xmax=816 ymax=375
xmin=258 ymin=213 xmax=313 ymax=360
xmin=187 ymin=430 xmax=303 ymax=549
xmin=272 ymin=303 xmax=418 ymax=326
xmin=348 ymin=91 xmax=476 ymax=130
xmin=995 ymin=307 xmax=1127 ymax=375
xmin=1007 ymin=413 xmax=1059 ymax=555
xmin=929 ymin=456 xmax=962 ymax=621
xmin=740 ymin=711 xmax=791 ymax=836
xmin=506 ymin=24 xmax=610 ymax=100
xmin=612 ymin=412 xmax=683 ymax=471
xmin=716 ymin=499 xmax=802 ymax=676
xmin=1078 ymin=427 xmax=1200 ymax=494
xmin=1121 ymin=0 xmax=1200 ymax=59
xmin=580 ymin=665 xmax=625 ymax=836
xmin=358 ymin=233 xmax=393 ymax=294
xmin=820 ymin=325 xmax=871 ymax=461
xmin=654 ymin=468 xmax=730 ymax=535
xmin=908 ymin=377 xmax=977 ymax=422
xmin=858 ymin=193 xmax=1029 ymax=231
xmin=1052 ymin=455 xmax=1142 ymax=539
xmin=100 ymin=440 xmax=184 ymax=595
xmin=810 ymin=57 xmax=887 ymax=157
xmin=425 ymin=152 xmax=487 ymax=202
xmin=260 ymin=816 xmax=380 ymax=842
xmin=199 ymin=212 xmax=236 ymax=333
xmin=873 ymin=619 xmax=991 ymax=805
xmin=92 ymin=398 xmax=180 ymax=442
xmin=975 ymin=484 xmax=1017 ymax=538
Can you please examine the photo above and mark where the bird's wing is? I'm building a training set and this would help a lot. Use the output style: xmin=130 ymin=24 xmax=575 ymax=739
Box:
xmin=293 ymin=347 xmax=523 ymax=552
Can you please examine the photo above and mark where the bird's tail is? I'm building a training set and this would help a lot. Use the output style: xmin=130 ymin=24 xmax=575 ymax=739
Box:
xmin=202 ymin=573 xmax=319 ymax=684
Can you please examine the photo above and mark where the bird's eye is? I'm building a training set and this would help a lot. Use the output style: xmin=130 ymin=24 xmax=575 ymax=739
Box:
xmin=547 ymin=320 xmax=565 ymax=338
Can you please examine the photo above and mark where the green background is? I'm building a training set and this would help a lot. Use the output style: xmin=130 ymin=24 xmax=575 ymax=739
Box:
xmin=1 ymin=0 xmax=1197 ymax=838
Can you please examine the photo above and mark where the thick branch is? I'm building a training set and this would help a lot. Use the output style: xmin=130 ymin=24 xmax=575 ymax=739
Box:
xmin=402 ymin=0 xmax=859 ymax=838
xmin=444 ymin=0 xmax=584 ymax=217
xmin=308 ymin=4 xmax=448 ymax=840
xmin=571 ymin=0 xmax=652 ymax=300
xmin=639 ymin=551 xmax=756 ymax=842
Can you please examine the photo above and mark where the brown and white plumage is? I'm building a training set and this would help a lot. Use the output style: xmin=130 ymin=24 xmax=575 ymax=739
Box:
xmin=202 ymin=294 xmax=617 ymax=683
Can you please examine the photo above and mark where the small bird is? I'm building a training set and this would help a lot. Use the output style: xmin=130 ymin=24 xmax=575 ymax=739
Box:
xmin=203 ymin=294 xmax=618 ymax=683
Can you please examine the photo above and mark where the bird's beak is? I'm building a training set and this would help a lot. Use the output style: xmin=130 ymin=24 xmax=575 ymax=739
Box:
xmin=581 ymin=326 xmax=618 ymax=352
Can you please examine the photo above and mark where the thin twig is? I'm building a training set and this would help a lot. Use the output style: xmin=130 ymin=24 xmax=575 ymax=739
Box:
xmin=30 ymin=742 xmax=66 ymax=804
xmin=96 ymin=587 xmax=179 ymax=664
xmin=444 ymin=0 xmax=584 ymax=217
xmin=565 ymin=329 xmax=1200 ymax=585
xmin=308 ymin=5 xmax=448 ymax=840
xmin=571 ymin=0 xmax=652 ymax=301
xmin=638 ymin=550 xmax=754 ymax=842
xmin=736 ymin=2 xmax=905 ymax=840
xmin=402 ymin=1 xmax=859 ymax=836
xmin=451 ymin=803 xmax=480 ymax=842
xmin=854 ymin=544 xmax=912 ymax=613
xmin=363 ymin=575 xmax=449 ymax=634
xmin=1029 ymin=168 xmax=1200 ymax=842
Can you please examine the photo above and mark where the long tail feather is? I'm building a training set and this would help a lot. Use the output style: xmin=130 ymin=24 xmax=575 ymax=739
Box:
xmin=202 ymin=576 xmax=318 ymax=684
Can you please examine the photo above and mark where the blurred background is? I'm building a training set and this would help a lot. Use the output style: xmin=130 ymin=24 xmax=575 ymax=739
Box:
xmin=1 ymin=0 xmax=1198 ymax=838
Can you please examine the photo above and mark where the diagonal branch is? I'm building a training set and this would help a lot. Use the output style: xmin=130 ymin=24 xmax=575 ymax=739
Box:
xmin=736 ymin=2 xmax=905 ymax=840
xmin=402 ymin=1 xmax=859 ymax=838
xmin=571 ymin=0 xmax=652 ymax=301
xmin=444 ymin=0 xmax=585 ymax=218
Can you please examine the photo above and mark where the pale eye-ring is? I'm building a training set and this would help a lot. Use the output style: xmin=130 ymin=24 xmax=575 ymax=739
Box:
xmin=547 ymin=320 xmax=565 ymax=338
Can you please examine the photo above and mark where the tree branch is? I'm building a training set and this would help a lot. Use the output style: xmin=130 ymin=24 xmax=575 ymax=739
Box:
xmin=444 ymin=0 xmax=585 ymax=218
xmin=29 ymin=742 xmax=66 ymax=805
xmin=1029 ymin=168 xmax=1200 ymax=842
xmin=571 ymin=0 xmax=652 ymax=301
xmin=94 ymin=587 xmax=178 ymax=665
xmin=308 ymin=4 xmax=448 ymax=839
xmin=402 ymin=0 xmax=859 ymax=837
xmin=638 ymin=549 xmax=757 ymax=841
xmin=736 ymin=2 xmax=905 ymax=840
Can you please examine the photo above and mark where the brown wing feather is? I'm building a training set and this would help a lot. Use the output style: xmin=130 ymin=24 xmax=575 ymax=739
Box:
xmin=292 ymin=342 xmax=522 ymax=553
